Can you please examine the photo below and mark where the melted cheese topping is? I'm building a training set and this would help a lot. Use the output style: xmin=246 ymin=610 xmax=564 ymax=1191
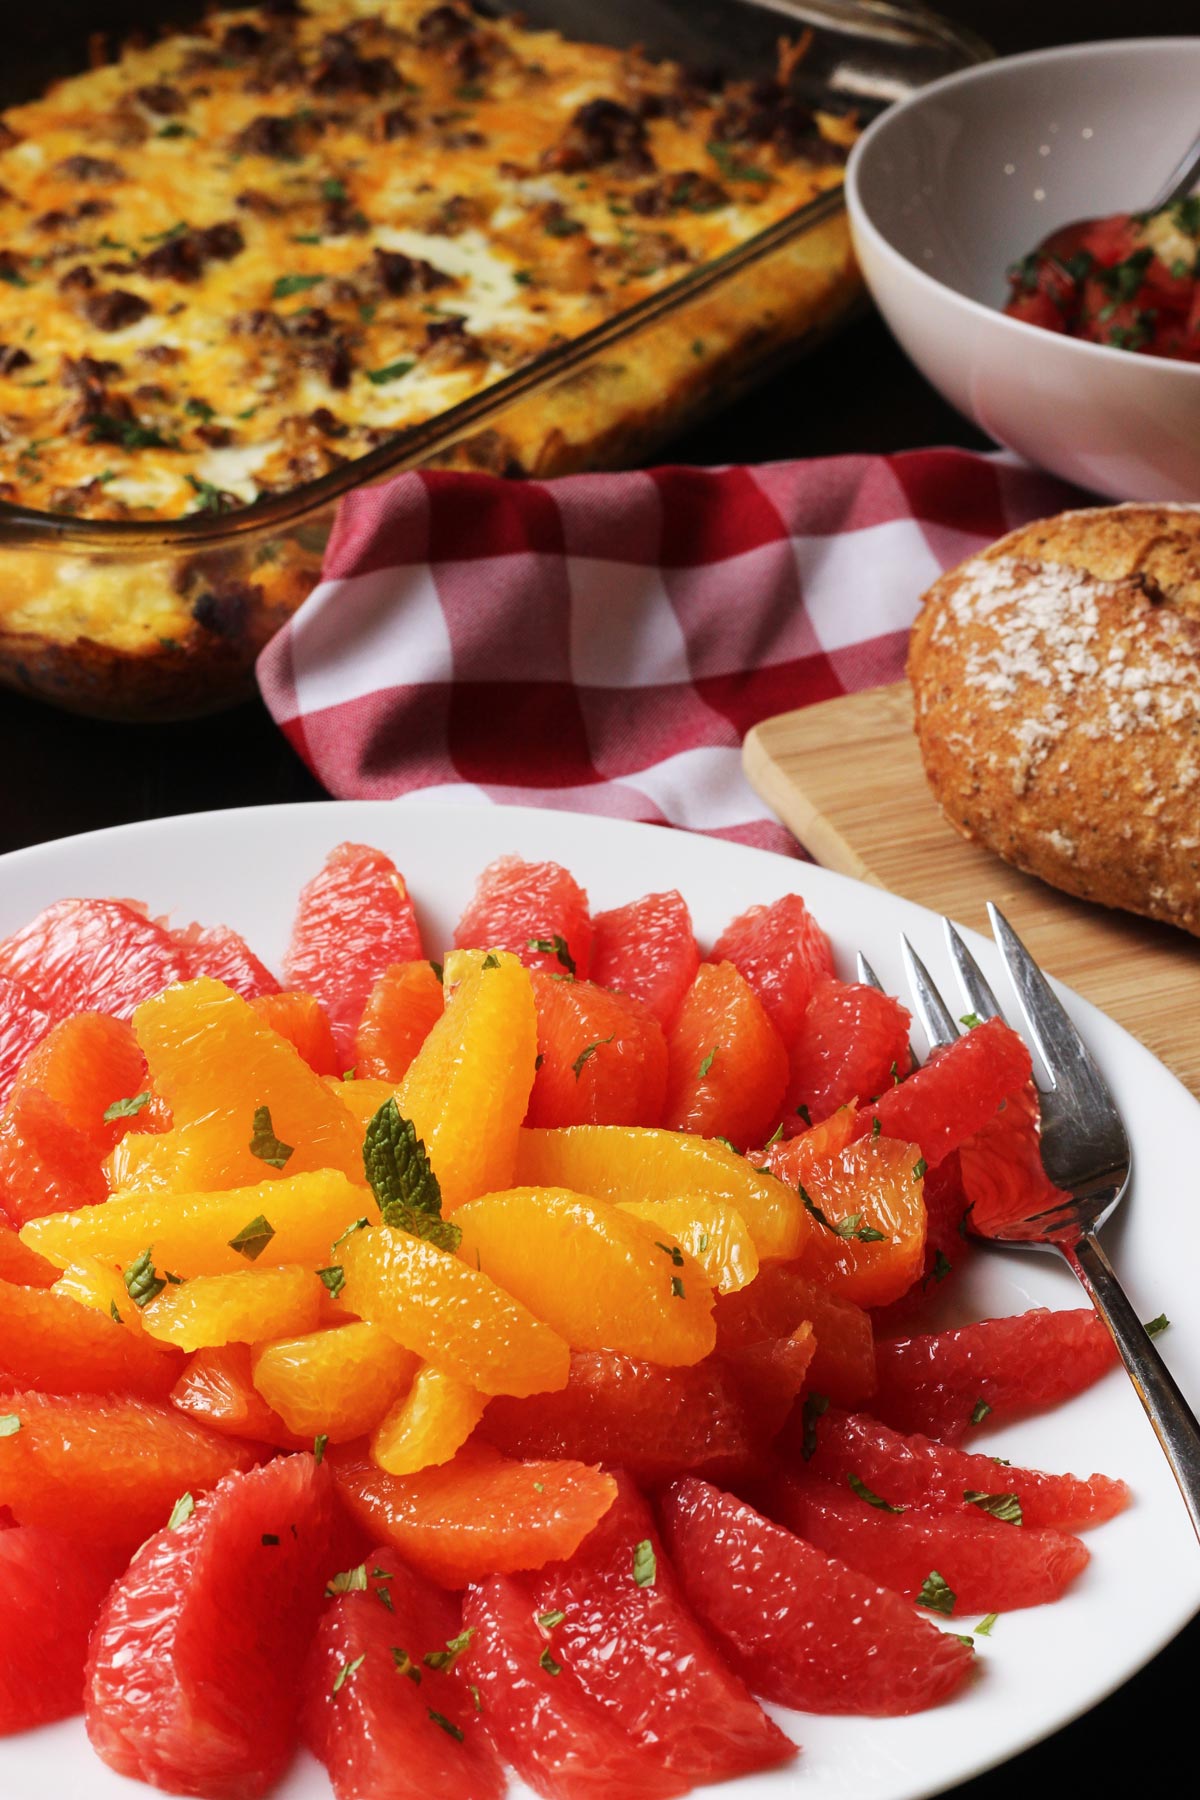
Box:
xmin=0 ymin=0 xmax=853 ymax=521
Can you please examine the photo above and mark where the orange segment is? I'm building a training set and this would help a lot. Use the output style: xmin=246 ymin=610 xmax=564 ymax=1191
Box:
xmin=339 ymin=1224 xmax=569 ymax=1398
xmin=0 ymin=1391 xmax=258 ymax=1552
xmin=617 ymin=1198 xmax=760 ymax=1295
xmin=370 ymin=1362 xmax=487 ymax=1475
xmin=0 ymin=1223 xmax=63 ymax=1289
xmin=252 ymin=1322 xmax=418 ymax=1443
xmin=354 ymin=962 xmax=445 ymax=1082
xmin=119 ymin=978 xmax=364 ymax=1192
xmin=714 ymin=1262 xmax=877 ymax=1407
xmin=662 ymin=963 xmax=789 ymax=1149
xmin=53 ymin=1255 xmax=151 ymax=1331
xmin=0 ymin=1277 xmax=180 ymax=1397
xmin=332 ymin=1441 xmax=616 ymax=1587
xmin=455 ymin=1188 xmax=715 ymax=1366
xmin=140 ymin=1266 xmax=322 ymax=1351
xmin=793 ymin=1136 xmax=927 ymax=1308
xmin=398 ymin=951 xmax=537 ymax=1212
xmin=326 ymin=1076 xmax=397 ymax=1128
xmin=171 ymin=1345 xmax=308 ymax=1447
xmin=515 ymin=1126 xmax=811 ymax=1263
xmin=249 ymin=991 xmax=340 ymax=1077
xmin=22 ymin=1170 xmax=375 ymax=1278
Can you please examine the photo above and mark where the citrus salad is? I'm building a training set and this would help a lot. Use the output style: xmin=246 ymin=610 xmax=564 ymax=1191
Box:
xmin=0 ymin=843 xmax=1127 ymax=1800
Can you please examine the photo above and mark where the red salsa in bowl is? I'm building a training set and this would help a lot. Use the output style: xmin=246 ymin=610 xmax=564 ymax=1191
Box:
xmin=1003 ymin=198 xmax=1200 ymax=360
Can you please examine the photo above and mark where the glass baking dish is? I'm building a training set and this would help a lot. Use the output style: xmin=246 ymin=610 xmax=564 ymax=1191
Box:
xmin=0 ymin=0 xmax=987 ymax=721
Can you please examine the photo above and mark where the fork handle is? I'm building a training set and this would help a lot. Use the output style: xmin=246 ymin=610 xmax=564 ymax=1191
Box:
xmin=1062 ymin=1229 xmax=1200 ymax=1544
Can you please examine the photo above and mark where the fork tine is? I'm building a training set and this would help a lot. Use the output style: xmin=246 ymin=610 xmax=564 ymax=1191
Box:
xmin=986 ymin=903 xmax=1114 ymax=1107
xmin=943 ymin=919 xmax=1004 ymax=1023
xmin=900 ymin=934 xmax=959 ymax=1050
xmin=856 ymin=952 xmax=883 ymax=991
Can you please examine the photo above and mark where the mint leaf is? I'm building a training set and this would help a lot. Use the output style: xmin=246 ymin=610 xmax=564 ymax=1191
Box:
xmin=363 ymin=1098 xmax=460 ymax=1253
xmin=124 ymin=1246 xmax=166 ymax=1309
xmin=800 ymin=1391 xmax=829 ymax=1461
xmin=250 ymin=1106 xmax=293 ymax=1170
xmin=538 ymin=1608 xmax=566 ymax=1630
xmin=481 ymin=952 xmax=501 ymax=970
xmin=848 ymin=1473 xmax=905 ymax=1513
xmin=916 ymin=1570 xmax=956 ymax=1615
xmin=103 ymin=1090 xmax=152 ymax=1123
xmin=332 ymin=1654 xmax=364 ymax=1694
xmin=913 ymin=1157 xmax=928 ymax=1180
xmin=571 ymin=1034 xmax=613 ymax=1080
xmin=317 ymin=1265 xmax=345 ymax=1297
xmin=975 ymin=1612 xmax=999 ymax=1636
xmin=326 ymin=1564 xmax=368 ymax=1596
xmin=632 ymin=1539 xmax=657 ymax=1587
xmin=168 ymin=1492 xmax=194 ymax=1530
xmin=923 ymin=1248 xmax=953 ymax=1288
xmin=228 ymin=1214 xmax=276 ymax=1261
xmin=1145 ymin=1312 xmax=1171 ymax=1338
xmin=963 ymin=1489 xmax=1023 ymax=1526
xmin=539 ymin=1647 xmax=563 ymax=1675
xmin=670 ymin=1275 xmax=685 ymax=1299
xmin=0 ymin=1414 xmax=20 ymax=1438
xmin=428 ymin=1709 xmax=464 ymax=1741
xmin=332 ymin=1218 xmax=369 ymax=1251
xmin=423 ymin=1628 xmax=474 ymax=1671
xmin=392 ymin=1647 xmax=421 ymax=1681
xmin=367 ymin=358 xmax=415 ymax=385
xmin=697 ymin=1046 xmax=717 ymax=1079
xmin=959 ymin=1012 xmax=983 ymax=1028
xmin=109 ymin=1300 xmax=123 ymax=1324
xmin=527 ymin=935 xmax=576 ymax=976
xmin=969 ymin=1399 xmax=992 ymax=1427
xmin=314 ymin=1433 xmax=328 ymax=1464
xmin=274 ymin=272 xmax=326 ymax=299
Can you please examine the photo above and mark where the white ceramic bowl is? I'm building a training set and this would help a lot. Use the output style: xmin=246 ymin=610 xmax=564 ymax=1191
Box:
xmin=846 ymin=39 xmax=1200 ymax=501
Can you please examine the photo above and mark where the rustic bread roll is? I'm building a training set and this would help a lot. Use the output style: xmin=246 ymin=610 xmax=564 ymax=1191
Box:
xmin=907 ymin=504 xmax=1200 ymax=936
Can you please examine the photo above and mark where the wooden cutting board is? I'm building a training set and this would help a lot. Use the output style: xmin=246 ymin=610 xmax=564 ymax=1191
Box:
xmin=743 ymin=682 xmax=1200 ymax=1100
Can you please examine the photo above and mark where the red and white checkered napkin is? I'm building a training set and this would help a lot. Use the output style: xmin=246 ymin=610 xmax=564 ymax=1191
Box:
xmin=257 ymin=450 xmax=1085 ymax=860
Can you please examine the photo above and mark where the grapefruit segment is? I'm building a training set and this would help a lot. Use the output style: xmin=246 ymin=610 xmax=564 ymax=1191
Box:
xmin=872 ymin=1308 xmax=1120 ymax=1443
xmin=0 ymin=1277 xmax=181 ymax=1397
xmin=589 ymin=890 xmax=700 ymax=1029
xmin=332 ymin=1441 xmax=617 ymax=1588
xmin=0 ymin=974 xmax=52 ymax=1109
xmin=851 ymin=1019 xmax=1034 ymax=1168
xmin=800 ymin=1407 xmax=1129 ymax=1532
xmin=354 ymin=961 xmax=444 ymax=1082
xmin=529 ymin=1475 xmax=795 ymax=1785
xmin=0 ymin=1223 xmax=57 ymax=1288
xmin=174 ymin=922 xmax=280 ymax=999
xmin=660 ymin=1478 xmax=974 ymax=1715
xmin=0 ymin=1391 xmax=258 ymax=1553
xmin=526 ymin=974 xmax=668 ymax=1129
xmin=283 ymin=842 xmax=424 ymax=1062
xmin=459 ymin=1572 xmax=683 ymax=1800
xmin=0 ymin=897 xmax=189 ymax=1024
xmin=453 ymin=855 xmax=593 ymax=980
xmin=172 ymin=1345 xmax=307 ymax=1448
xmin=769 ymin=1473 xmax=1090 ymax=1611
xmin=0 ymin=1527 xmax=126 ymax=1734
xmin=85 ymin=1453 xmax=335 ymax=1799
xmin=302 ymin=1557 xmax=504 ymax=1800
xmin=714 ymin=1261 xmax=877 ymax=1407
xmin=711 ymin=893 xmax=835 ymax=1042
xmin=249 ymin=991 xmax=340 ymax=1078
xmin=785 ymin=979 xmax=912 ymax=1127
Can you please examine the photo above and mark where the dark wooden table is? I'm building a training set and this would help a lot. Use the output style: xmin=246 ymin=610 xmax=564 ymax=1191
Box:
xmin=3 ymin=3 xmax=1197 ymax=1793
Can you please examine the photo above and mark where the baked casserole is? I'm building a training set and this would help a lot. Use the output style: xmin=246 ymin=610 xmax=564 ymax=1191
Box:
xmin=0 ymin=0 xmax=976 ymax=719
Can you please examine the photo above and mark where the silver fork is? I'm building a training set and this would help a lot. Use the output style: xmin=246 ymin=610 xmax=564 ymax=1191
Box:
xmin=859 ymin=908 xmax=1200 ymax=1544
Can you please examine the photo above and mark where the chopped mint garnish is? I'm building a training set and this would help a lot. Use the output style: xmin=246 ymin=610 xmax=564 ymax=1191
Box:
xmin=363 ymin=1098 xmax=460 ymax=1253
xmin=314 ymin=1434 xmax=328 ymax=1464
xmin=109 ymin=1300 xmax=123 ymax=1324
xmin=975 ymin=1612 xmax=999 ymax=1636
xmin=654 ymin=1242 xmax=685 ymax=1267
xmin=963 ymin=1489 xmax=1023 ymax=1526
xmin=367 ymin=359 xmax=416 ymax=385
xmin=848 ymin=1473 xmax=905 ymax=1513
xmin=228 ymin=1213 xmax=276 ymax=1261
xmin=800 ymin=1392 xmax=829 ymax=1461
xmin=959 ymin=1012 xmax=983 ymax=1028
xmin=332 ymin=1654 xmax=364 ymax=1694
xmin=168 ymin=1492 xmax=194 ymax=1530
xmin=274 ymin=272 xmax=326 ymax=299
xmin=913 ymin=1157 xmax=928 ymax=1180
xmin=250 ymin=1106 xmax=293 ymax=1170
xmin=332 ymin=1218 xmax=369 ymax=1252
xmin=539 ymin=1647 xmax=563 ymax=1675
xmin=697 ymin=1046 xmax=717 ymax=1079
xmin=103 ymin=1090 xmax=152 ymax=1123
xmin=428 ymin=1709 xmax=464 ymax=1741
xmin=1145 ymin=1313 xmax=1171 ymax=1338
xmin=572 ymin=1034 xmax=614 ymax=1079
xmin=916 ymin=1570 xmax=956 ymax=1615
xmin=538 ymin=1609 xmax=566 ymax=1630
xmin=124 ymin=1246 xmax=166 ymax=1309
xmin=423 ymin=1629 xmax=474 ymax=1672
xmin=670 ymin=1275 xmax=685 ymax=1300
xmin=326 ymin=1565 xmax=368 ymax=1596
xmin=317 ymin=1265 xmax=345 ymax=1297
xmin=632 ymin=1539 xmax=657 ymax=1587
xmin=392 ymin=1647 xmax=421 ymax=1682
xmin=481 ymin=952 xmax=501 ymax=970
xmin=969 ymin=1399 xmax=992 ymax=1427
xmin=527 ymin=934 xmax=576 ymax=976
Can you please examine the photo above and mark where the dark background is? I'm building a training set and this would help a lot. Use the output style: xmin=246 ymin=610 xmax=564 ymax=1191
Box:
xmin=3 ymin=7 xmax=1198 ymax=1794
